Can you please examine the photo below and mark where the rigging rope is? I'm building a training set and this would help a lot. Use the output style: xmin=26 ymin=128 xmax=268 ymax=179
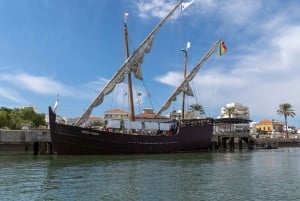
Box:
xmin=209 ymin=70 xmax=220 ymax=118
xmin=141 ymin=80 xmax=155 ymax=110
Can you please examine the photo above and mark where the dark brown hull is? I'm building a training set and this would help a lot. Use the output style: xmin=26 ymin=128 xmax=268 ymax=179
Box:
xmin=49 ymin=107 xmax=213 ymax=155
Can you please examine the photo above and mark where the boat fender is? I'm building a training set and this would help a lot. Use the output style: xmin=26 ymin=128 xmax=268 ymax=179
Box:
xmin=166 ymin=130 xmax=172 ymax=137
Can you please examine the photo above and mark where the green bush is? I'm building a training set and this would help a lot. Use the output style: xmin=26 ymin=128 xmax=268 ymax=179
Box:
xmin=0 ymin=107 xmax=46 ymax=129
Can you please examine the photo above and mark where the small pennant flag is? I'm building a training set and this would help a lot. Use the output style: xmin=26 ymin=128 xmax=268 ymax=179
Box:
xmin=181 ymin=0 xmax=194 ymax=11
xmin=124 ymin=12 xmax=129 ymax=23
xmin=53 ymin=94 xmax=59 ymax=113
xmin=186 ymin=41 xmax=191 ymax=49
xmin=219 ymin=41 xmax=227 ymax=56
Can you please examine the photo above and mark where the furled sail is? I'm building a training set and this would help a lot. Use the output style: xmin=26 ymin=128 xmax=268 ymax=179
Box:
xmin=155 ymin=39 xmax=222 ymax=117
xmin=75 ymin=0 xmax=184 ymax=126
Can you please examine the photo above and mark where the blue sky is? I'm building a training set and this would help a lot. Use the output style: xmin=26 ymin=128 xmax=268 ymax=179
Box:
xmin=1 ymin=0 xmax=300 ymax=127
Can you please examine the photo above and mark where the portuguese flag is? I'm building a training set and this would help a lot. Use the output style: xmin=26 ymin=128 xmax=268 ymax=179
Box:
xmin=219 ymin=41 xmax=227 ymax=56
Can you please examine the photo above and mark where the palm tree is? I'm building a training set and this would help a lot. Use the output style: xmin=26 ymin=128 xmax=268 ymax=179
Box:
xmin=277 ymin=103 xmax=296 ymax=138
xmin=189 ymin=104 xmax=205 ymax=118
xmin=222 ymin=106 xmax=237 ymax=118
xmin=222 ymin=106 xmax=237 ymax=132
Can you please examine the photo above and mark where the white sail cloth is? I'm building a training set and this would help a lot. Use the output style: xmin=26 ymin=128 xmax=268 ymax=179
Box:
xmin=124 ymin=121 xmax=142 ymax=130
xmin=107 ymin=120 xmax=121 ymax=129
xmin=123 ymin=121 xmax=170 ymax=131
xmin=144 ymin=122 xmax=159 ymax=130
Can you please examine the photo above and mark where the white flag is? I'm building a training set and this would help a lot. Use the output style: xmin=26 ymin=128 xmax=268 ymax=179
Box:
xmin=53 ymin=94 xmax=59 ymax=113
xmin=181 ymin=0 xmax=194 ymax=11
xmin=186 ymin=41 xmax=191 ymax=49
xmin=124 ymin=12 xmax=129 ymax=22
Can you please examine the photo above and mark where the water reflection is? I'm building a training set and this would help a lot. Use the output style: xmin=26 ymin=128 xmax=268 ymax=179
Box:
xmin=1 ymin=149 xmax=300 ymax=200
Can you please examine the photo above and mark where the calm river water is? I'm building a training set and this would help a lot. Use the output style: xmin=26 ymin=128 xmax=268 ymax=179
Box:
xmin=1 ymin=148 xmax=300 ymax=201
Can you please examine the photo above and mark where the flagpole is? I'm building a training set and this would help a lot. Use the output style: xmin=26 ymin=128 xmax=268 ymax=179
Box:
xmin=123 ymin=13 xmax=135 ymax=121
xmin=181 ymin=47 xmax=188 ymax=120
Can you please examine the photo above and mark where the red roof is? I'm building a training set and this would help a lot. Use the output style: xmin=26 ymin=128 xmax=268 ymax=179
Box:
xmin=89 ymin=116 xmax=104 ymax=122
xmin=104 ymin=108 xmax=167 ymax=119
xmin=135 ymin=112 xmax=167 ymax=119
xmin=105 ymin=109 xmax=128 ymax=114
xmin=259 ymin=119 xmax=272 ymax=124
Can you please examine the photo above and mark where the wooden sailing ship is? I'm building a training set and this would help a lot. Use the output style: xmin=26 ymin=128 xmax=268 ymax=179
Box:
xmin=49 ymin=0 xmax=222 ymax=154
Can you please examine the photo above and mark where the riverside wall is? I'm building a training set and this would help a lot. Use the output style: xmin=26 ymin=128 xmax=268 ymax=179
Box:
xmin=211 ymin=133 xmax=300 ymax=150
xmin=0 ymin=129 xmax=52 ymax=154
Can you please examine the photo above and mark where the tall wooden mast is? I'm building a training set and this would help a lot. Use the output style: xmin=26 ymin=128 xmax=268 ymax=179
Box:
xmin=123 ymin=21 xmax=135 ymax=121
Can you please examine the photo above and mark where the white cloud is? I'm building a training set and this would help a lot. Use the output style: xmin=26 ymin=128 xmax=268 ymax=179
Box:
xmin=154 ymin=71 xmax=183 ymax=87
xmin=273 ymin=26 xmax=300 ymax=70
xmin=86 ymin=77 xmax=109 ymax=91
xmin=219 ymin=0 xmax=261 ymax=25
xmin=135 ymin=0 xmax=176 ymax=19
xmin=0 ymin=87 xmax=26 ymax=103
xmin=134 ymin=0 xmax=200 ymax=20
xmin=0 ymin=72 xmax=75 ymax=97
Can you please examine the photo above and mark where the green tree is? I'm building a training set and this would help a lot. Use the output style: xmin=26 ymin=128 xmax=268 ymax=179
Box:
xmin=277 ymin=103 xmax=296 ymax=138
xmin=222 ymin=106 xmax=238 ymax=132
xmin=0 ymin=110 xmax=10 ymax=128
xmin=9 ymin=109 xmax=23 ymax=129
xmin=19 ymin=107 xmax=46 ymax=127
xmin=0 ymin=107 xmax=46 ymax=129
xmin=32 ymin=113 xmax=46 ymax=127
xmin=223 ymin=106 xmax=237 ymax=118
xmin=189 ymin=104 xmax=205 ymax=118
xmin=0 ymin=107 xmax=12 ymax=128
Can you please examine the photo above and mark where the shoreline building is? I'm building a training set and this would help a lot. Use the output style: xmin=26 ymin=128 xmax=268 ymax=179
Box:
xmin=218 ymin=102 xmax=250 ymax=120
xmin=215 ymin=103 xmax=251 ymax=133
xmin=255 ymin=119 xmax=284 ymax=135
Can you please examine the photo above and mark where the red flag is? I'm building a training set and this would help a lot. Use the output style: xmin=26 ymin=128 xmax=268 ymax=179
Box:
xmin=219 ymin=41 xmax=227 ymax=56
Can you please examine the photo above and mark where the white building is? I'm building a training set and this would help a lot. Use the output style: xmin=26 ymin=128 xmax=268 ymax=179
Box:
xmin=218 ymin=102 xmax=250 ymax=120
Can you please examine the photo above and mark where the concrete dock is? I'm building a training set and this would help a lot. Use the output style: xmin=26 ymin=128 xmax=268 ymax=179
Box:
xmin=0 ymin=129 xmax=52 ymax=154
xmin=212 ymin=132 xmax=300 ymax=150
